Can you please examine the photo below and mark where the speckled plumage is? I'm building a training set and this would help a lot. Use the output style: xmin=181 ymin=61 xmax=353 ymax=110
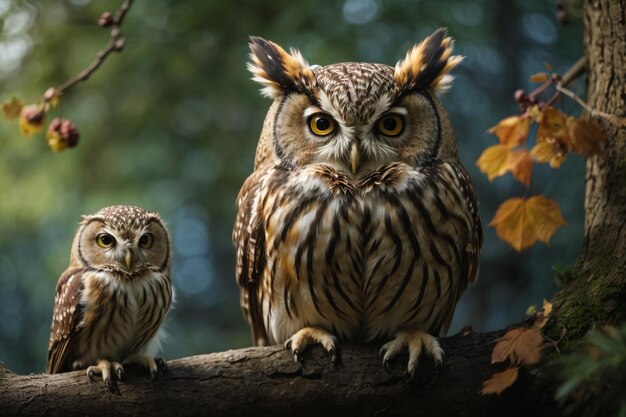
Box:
xmin=47 ymin=205 xmax=172 ymax=389
xmin=235 ymin=29 xmax=482 ymax=375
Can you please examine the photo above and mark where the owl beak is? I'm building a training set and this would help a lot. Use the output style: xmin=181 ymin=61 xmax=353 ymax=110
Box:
xmin=124 ymin=249 xmax=132 ymax=271
xmin=350 ymin=142 xmax=360 ymax=174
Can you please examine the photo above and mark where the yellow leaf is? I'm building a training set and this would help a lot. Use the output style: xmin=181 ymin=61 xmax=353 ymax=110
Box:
xmin=530 ymin=141 xmax=566 ymax=169
xmin=526 ymin=105 xmax=542 ymax=122
xmin=489 ymin=196 xmax=566 ymax=251
xmin=488 ymin=116 xmax=530 ymax=146
xmin=476 ymin=144 xmax=513 ymax=181
xmin=529 ymin=72 xmax=549 ymax=83
xmin=480 ymin=367 xmax=519 ymax=395
xmin=506 ymin=149 xmax=532 ymax=187
xmin=2 ymin=97 xmax=23 ymax=120
xmin=566 ymin=117 xmax=607 ymax=157
xmin=536 ymin=299 xmax=553 ymax=330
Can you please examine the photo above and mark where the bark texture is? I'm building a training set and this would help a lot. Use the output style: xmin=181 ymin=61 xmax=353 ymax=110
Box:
xmin=0 ymin=329 xmax=558 ymax=417
xmin=550 ymin=0 xmax=626 ymax=341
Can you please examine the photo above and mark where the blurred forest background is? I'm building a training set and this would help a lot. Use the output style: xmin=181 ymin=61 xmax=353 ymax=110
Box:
xmin=0 ymin=0 xmax=586 ymax=374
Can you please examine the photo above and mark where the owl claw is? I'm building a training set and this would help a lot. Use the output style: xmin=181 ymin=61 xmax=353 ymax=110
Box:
xmin=86 ymin=359 xmax=122 ymax=390
xmin=123 ymin=354 xmax=167 ymax=381
xmin=292 ymin=350 xmax=301 ymax=366
xmin=328 ymin=348 xmax=337 ymax=367
xmin=284 ymin=327 xmax=338 ymax=368
xmin=156 ymin=357 xmax=168 ymax=374
xmin=104 ymin=378 xmax=114 ymax=392
xmin=380 ymin=330 xmax=444 ymax=379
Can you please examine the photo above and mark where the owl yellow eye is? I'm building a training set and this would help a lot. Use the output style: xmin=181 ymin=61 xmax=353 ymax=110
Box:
xmin=377 ymin=114 xmax=404 ymax=137
xmin=308 ymin=113 xmax=336 ymax=136
xmin=139 ymin=233 xmax=154 ymax=249
xmin=96 ymin=233 xmax=115 ymax=249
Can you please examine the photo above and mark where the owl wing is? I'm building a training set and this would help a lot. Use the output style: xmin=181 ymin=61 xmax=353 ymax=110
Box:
xmin=437 ymin=162 xmax=483 ymax=333
xmin=233 ymin=169 xmax=270 ymax=346
xmin=47 ymin=267 xmax=85 ymax=374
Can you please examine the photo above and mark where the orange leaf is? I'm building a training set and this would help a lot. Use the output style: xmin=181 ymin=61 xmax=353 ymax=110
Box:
xmin=537 ymin=106 xmax=571 ymax=148
xmin=489 ymin=196 xmax=566 ymax=251
xmin=480 ymin=367 xmax=519 ymax=395
xmin=506 ymin=149 xmax=532 ymax=187
xmin=492 ymin=327 xmax=544 ymax=366
xmin=529 ymin=72 xmax=549 ymax=83
xmin=492 ymin=327 xmax=525 ymax=364
xmin=476 ymin=144 xmax=513 ymax=181
xmin=530 ymin=141 xmax=566 ymax=168
xmin=515 ymin=328 xmax=544 ymax=365
xmin=566 ymin=117 xmax=607 ymax=157
xmin=2 ymin=97 xmax=23 ymax=120
xmin=488 ymin=116 xmax=530 ymax=146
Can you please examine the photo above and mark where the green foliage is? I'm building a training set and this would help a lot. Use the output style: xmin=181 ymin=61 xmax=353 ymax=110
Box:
xmin=553 ymin=324 xmax=626 ymax=417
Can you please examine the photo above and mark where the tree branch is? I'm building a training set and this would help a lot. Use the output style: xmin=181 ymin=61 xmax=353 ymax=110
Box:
xmin=0 ymin=327 xmax=557 ymax=417
xmin=57 ymin=0 xmax=134 ymax=95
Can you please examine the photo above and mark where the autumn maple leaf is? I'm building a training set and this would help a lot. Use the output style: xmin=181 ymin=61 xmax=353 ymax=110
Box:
xmin=488 ymin=115 xmax=531 ymax=146
xmin=489 ymin=196 xmax=566 ymax=252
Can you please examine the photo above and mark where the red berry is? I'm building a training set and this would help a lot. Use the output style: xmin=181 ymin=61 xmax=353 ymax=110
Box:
xmin=514 ymin=89 xmax=527 ymax=103
xmin=98 ymin=12 xmax=113 ymax=27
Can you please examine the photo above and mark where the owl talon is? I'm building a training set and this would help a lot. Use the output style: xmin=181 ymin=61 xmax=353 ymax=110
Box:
xmin=380 ymin=330 xmax=444 ymax=379
xmin=383 ymin=358 xmax=392 ymax=373
xmin=292 ymin=350 xmax=301 ymax=366
xmin=284 ymin=327 xmax=338 ymax=367
xmin=156 ymin=357 xmax=168 ymax=374
xmin=104 ymin=378 xmax=114 ymax=392
xmin=328 ymin=348 xmax=337 ymax=366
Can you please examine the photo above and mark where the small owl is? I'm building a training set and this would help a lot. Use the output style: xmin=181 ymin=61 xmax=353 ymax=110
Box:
xmin=47 ymin=205 xmax=173 ymax=391
xmin=233 ymin=29 xmax=482 ymax=376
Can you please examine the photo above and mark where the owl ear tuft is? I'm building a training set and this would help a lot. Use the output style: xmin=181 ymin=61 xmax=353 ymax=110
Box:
xmin=248 ymin=36 xmax=316 ymax=99
xmin=394 ymin=28 xmax=464 ymax=94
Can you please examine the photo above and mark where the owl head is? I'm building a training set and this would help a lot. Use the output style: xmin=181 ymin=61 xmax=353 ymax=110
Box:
xmin=248 ymin=28 xmax=463 ymax=174
xmin=70 ymin=205 xmax=171 ymax=277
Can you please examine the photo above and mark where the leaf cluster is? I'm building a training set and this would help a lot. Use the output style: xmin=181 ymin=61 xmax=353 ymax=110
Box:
xmin=481 ymin=300 xmax=552 ymax=395
xmin=477 ymin=69 xmax=607 ymax=251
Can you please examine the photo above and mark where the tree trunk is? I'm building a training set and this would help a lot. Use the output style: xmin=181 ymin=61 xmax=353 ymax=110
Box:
xmin=1 ymin=1 xmax=625 ymax=416
xmin=549 ymin=0 xmax=626 ymax=341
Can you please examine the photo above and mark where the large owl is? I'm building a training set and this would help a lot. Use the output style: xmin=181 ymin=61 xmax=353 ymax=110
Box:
xmin=233 ymin=29 xmax=482 ymax=376
xmin=47 ymin=205 xmax=173 ymax=391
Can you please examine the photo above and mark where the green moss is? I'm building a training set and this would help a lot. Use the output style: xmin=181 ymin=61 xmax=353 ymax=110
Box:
xmin=548 ymin=253 xmax=622 ymax=341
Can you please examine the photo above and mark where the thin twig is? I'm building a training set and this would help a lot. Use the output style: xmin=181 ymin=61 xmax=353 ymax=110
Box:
xmin=556 ymin=84 xmax=626 ymax=127
xmin=57 ymin=0 xmax=134 ymax=95
xmin=559 ymin=56 xmax=586 ymax=88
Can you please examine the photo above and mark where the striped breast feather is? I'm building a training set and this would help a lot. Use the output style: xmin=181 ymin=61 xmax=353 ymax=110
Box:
xmin=362 ymin=161 xmax=481 ymax=336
